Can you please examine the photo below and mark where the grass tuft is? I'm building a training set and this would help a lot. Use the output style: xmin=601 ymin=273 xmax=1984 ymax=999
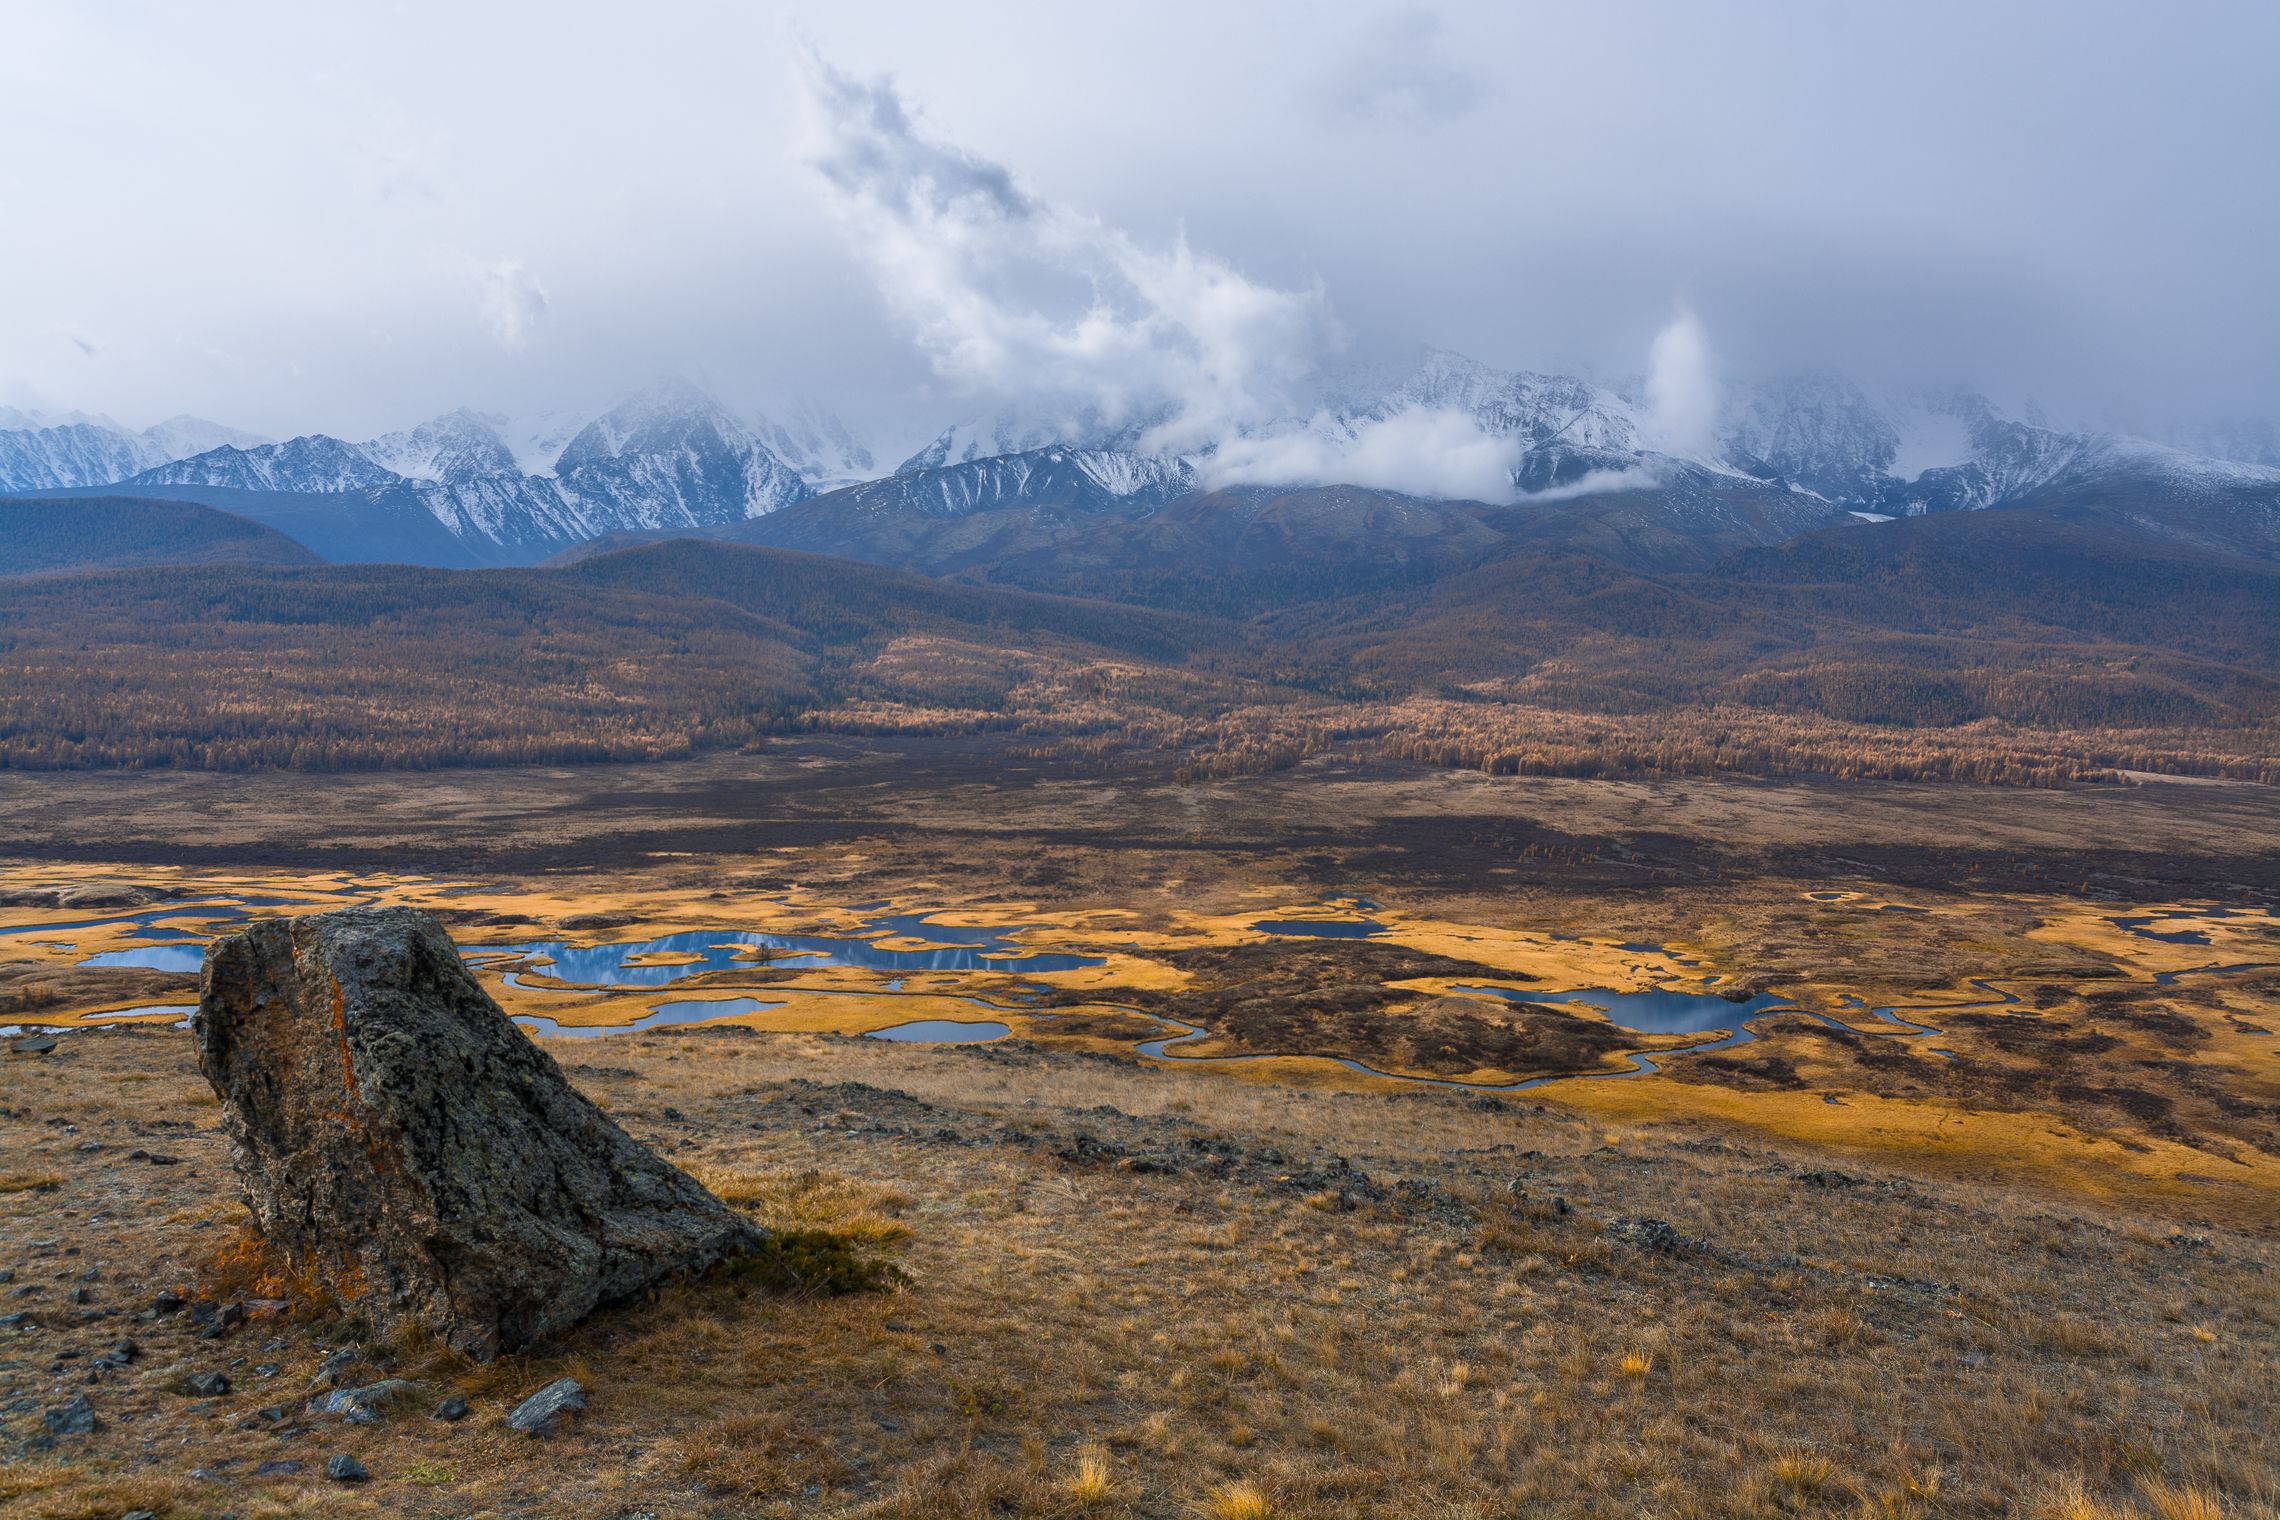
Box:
xmin=1772 ymin=1449 xmax=1837 ymax=1496
xmin=1204 ymin=1480 xmax=1277 ymax=1520
xmin=2140 ymin=1480 xmax=2230 ymax=1520
xmin=724 ymin=1228 xmax=907 ymax=1296
xmin=1067 ymin=1446 xmax=1117 ymax=1506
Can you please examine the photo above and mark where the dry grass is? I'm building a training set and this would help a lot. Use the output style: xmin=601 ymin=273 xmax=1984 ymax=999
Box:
xmin=1202 ymin=1480 xmax=1278 ymax=1520
xmin=1066 ymin=1444 xmax=1117 ymax=1506
xmin=2 ymin=1025 xmax=2273 ymax=1518
xmin=1 ymin=796 xmax=2276 ymax=1518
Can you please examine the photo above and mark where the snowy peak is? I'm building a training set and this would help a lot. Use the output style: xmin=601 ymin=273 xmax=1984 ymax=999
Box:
xmin=0 ymin=419 xmax=160 ymax=493
xmin=360 ymin=409 xmax=522 ymax=483
xmin=0 ymin=410 xmax=271 ymax=492
xmin=895 ymin=401 xmax=1167 ymax=476
xmin=1373 ymin=348 xmax=1643 ymax=453
xmin=133 ymin=434 xmax=400 ymax=493
xmin=554 ymin=381 xmax=811 ymax=527
xmin=556 ymin=379 xmax=740 ymax=466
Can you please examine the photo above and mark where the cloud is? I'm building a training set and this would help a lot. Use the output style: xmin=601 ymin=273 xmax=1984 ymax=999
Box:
xmin=1641 ymin=307 xmax=1719 ymax=458
xmin=479 ymin=260 xmax=549 ymax=350
xmin=1204 ymin=407 xmax=1521 ymax=501
xmin=1514 ymin=462 xmax=1665 ymax=503
xmin=794 ymin=43 xmax=1339 ymax=455
xmin=1315 ymin=8 xmax=1493 ymax=126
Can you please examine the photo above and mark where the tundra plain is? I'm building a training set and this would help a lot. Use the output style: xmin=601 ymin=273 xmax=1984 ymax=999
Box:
xmin=1 ymin=748 xmax=2275 ymax=1518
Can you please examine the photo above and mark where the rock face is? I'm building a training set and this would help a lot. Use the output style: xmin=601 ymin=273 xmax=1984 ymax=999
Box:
xmin=194 ymin=905 xmax=763 ymax=1359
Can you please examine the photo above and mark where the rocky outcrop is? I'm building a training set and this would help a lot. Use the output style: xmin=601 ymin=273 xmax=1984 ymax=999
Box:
xmin=194 ymin=905 xmax=762 ymax=1359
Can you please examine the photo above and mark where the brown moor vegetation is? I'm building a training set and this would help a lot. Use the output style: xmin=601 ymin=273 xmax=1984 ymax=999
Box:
xmin=2 ymin=500 xmax=2273 ymax=783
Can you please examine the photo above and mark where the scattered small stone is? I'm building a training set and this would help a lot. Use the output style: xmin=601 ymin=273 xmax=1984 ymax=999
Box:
xmin=431 ymin=1395 xmax=470 ymax=1422
xmin=191 ymin=1299 xmax=246 ymax=1339
xmin=122 ymin=1511 xmax=158 ymax=1520
xmin=0 ymin=1312 xmax=34 ymax=1330
xmin=182 ymin=1371 xmax=231 ymax=1397
xmin=153 ymin=1290 xmax=184 ymax=1315
xmin=321 ymin=1378 xmax=423 ymax=1424
xmin=1606 ymin=1216 xmax=1697 ymax=1254
xmin=42 ymin=1393 xmax=96 ymax=1435
xmin=67 ymin=1286 xmax=91 ymax=1304
xmin=506 ymin=1377 xmax=586 ymax=1436
xmin=312 ymin=1347 xmax=361 ymax=1387
xmin=326 ymin=1454 xmax=371 ymax=1483
xmin=8 ymin=1035 xmax=59 ymax=1055
xmin=252 ymin=1459 xmax=303 ymax=1477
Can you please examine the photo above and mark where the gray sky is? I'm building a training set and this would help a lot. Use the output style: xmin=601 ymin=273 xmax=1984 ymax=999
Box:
xmin=3 ymin=0 xmax=2274 ymax=451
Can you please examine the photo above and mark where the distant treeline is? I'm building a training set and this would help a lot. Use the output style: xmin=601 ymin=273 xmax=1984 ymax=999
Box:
xmin=1 ymin=527 xmax=2274 ymax=786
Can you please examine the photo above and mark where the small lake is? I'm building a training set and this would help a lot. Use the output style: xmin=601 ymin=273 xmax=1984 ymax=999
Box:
xmin=1452 ymin=983 xmax=1795 ymax=1034
xmin=866 ymin=1019 xmax=1011 ymax=1043
xmin=512 ymin=997 xmax=786 ymax=1038
xmin=2109 ymin=913 xmax=2212 ymax=946
xmin=79 ymin=944 xmax=206 ymax=973
xmin=1254 ymin=919 xmax=1386 ymax=939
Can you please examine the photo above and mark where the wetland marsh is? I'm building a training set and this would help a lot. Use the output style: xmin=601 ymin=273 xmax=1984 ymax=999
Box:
xmin=2 ymin=752 xmax=2275 ymax=1519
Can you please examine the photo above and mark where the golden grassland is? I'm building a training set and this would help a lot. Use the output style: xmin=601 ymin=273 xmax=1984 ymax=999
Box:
xmin=1 ymin=1027 xmax=2273 ymax=1519
xmin=1 ymin=831 xmax=2276 ymax=1517
xmin=3 ymin=857 xmax=2275 ymax=1225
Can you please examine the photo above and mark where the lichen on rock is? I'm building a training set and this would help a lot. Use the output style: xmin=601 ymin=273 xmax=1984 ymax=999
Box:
xmin=194 ymin=905 xmax=762 ymax=1359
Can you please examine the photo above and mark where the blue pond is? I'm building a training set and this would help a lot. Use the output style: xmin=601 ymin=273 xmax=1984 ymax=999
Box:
xmin=466 ymin=918 xmax=1103 ymax=988
xmin=866 ymin=1019 xmax=1010 ymax=1043
xmin=2108 ymin=914 xmax=2212 ymax=946
xmin=79 ymin=944 xmax=205 ymax=973
xmin=1451 ymin=984 xmax=1795 ymax=1035
xmin=1254 ymin=919 xmax=1386 ymax=939
xmin=513 ymin=997 xmax=786 ymax=1038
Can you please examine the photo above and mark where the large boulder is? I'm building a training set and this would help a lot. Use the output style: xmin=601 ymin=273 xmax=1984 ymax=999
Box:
xmin=194 ymin=905 xmax=763 ymax=1359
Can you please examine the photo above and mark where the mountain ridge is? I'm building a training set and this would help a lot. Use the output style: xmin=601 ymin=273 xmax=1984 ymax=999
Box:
xmin=9 ymin=356 xmax=2276 ymax=571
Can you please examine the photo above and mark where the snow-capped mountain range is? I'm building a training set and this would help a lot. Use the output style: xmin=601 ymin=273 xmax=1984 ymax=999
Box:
xmin=0 ymin=408 xmax=270 ymax=493
xmin=6 ymin=355 xmax=2274 ymax=567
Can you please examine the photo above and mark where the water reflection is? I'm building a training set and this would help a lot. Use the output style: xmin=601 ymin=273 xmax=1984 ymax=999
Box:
xmin=866 ymin=1019 xmax=1011 ymax=1043
xmin=466 ymin=918 xmax=1102 ymax=988
xmin=512 ymin=997 xmax=786 ymax=1038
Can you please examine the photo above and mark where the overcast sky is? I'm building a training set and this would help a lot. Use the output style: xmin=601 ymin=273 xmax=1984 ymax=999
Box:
xmin=3 ymin=0 xmax=2274 ymax=451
